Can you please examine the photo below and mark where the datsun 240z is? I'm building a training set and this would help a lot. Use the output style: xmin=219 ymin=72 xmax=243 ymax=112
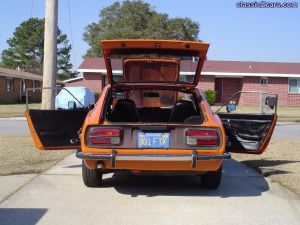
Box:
xmin=26 ymin=39 xmax=277 ymax=189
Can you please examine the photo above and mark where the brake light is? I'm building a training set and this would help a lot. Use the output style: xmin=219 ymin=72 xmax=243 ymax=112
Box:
xmin=186 ymin=129 xmax=219 ymax=146
xmin=88 ymin=127 xmax=122 ymax=145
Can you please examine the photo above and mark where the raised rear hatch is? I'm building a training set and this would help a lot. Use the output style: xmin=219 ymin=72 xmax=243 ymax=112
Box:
xmin=101 ymin=39 xmax=210 ymax=88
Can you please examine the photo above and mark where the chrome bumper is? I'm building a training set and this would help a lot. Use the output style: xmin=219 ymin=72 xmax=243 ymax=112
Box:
xmin=76 ymin=150 xmax=231 ymax=168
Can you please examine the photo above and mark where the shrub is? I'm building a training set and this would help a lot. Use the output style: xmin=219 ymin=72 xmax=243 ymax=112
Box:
xmin=204 ymin=89 xmax=216 ymax=106
xmin=94 ymin=92 xmax=100 ymax=100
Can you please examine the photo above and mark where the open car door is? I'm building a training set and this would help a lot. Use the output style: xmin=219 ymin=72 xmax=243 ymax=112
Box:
xmin=25 ymin=88 xmax=90 ymax=150
xmin=216 ymin=92 xmax=278 ymax=154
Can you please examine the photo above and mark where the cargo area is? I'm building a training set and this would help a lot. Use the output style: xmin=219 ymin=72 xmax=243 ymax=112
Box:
xmin=105 ymin=89 xmax=204 ymax=124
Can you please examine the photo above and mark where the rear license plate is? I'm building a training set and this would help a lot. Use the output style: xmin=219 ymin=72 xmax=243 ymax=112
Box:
xmin=137 ymin=132 xmax=170 ymax=148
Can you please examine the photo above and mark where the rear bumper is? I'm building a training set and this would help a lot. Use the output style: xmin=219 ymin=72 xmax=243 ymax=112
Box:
xmin=76 ymin=150 xmax=231 ymax=168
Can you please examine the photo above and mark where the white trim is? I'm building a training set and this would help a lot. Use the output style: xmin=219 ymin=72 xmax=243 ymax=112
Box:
xmin=77 ymin=68 xmax=300 ymax=78
xmin=214 ymin=75 xmax=244 ymax=78
xmin=201 ymin=71 xmax=300 ymax=78
xmin=21 ymin=79 xmax=26 ymax=93
xmin=63 ymin=76 xmax=83 ymax=83
xmin=32 ymin=80 xmax=35 ymax=92
xmin=77 ymin=69 xmax=107 ymax=73
xmin=180 ymin=72 xmax=195 ymax=75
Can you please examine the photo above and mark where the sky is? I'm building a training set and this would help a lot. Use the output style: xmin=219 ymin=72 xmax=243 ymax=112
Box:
xmin=0 ymin=0 xmax=299 ymax=71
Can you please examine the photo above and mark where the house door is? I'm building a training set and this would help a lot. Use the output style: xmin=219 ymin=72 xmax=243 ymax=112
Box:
xmin=221 ymin=78 xmax=243 ymax=104
xmin=215 ymin=78 xmax=243 ymax=104
xmin=215 ymin=78 xmax=223 ymax=104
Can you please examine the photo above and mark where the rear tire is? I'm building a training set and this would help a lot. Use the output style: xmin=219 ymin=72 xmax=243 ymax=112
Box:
xmin=82 ymin=160 xmax=103 ymax=187
xmin=201 ymin=164 xmax=222 ymax=189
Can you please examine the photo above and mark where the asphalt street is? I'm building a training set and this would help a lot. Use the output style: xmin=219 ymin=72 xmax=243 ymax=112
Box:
xmin=0 ymin=119 xmax=299 ymax=137
xmin=0 ymin=119 xmax=29 ymax=135
xmin=1 ymin=155 xmax=300 ymax=225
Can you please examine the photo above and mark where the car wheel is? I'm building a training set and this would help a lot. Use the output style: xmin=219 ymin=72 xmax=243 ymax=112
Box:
xmin=82 ymin=160 xmax=103 ymax=187
xmin=201 ymin=164 xmax=222 ymax=189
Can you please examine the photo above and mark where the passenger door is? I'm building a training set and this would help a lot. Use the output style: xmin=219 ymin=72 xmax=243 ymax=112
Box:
xmin=215 ymin=92 xmax=278 ymax=154
xmin=217 ymin=113 xmax=277 ymax=154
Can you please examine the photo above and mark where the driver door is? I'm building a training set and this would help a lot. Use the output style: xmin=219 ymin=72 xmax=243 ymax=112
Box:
xmin=216 ymin=92 xmax=278 ymax=154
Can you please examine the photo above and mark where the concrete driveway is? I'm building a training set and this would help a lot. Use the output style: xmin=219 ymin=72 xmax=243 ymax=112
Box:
xmin=1 ymin=154 xmax=300 ymax=225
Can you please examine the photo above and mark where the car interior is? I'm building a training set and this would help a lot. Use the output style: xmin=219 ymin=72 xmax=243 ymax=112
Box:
xmin=106 ymin=89 xmax=204 ymax=124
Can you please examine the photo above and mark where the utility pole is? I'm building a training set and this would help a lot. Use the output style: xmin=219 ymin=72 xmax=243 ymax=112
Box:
xmin=41 ymin=0 xmax=58 ymax=109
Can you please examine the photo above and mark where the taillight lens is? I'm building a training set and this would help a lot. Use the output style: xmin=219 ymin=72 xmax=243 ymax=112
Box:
xmin=88 ymin=127 xmax=122 ymax=145
xmin=186 ymin=129 xmax=219 ymax=146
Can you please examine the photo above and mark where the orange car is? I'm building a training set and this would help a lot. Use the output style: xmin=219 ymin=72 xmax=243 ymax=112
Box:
xmin=26 ymin=39 xmax=277 ymax=189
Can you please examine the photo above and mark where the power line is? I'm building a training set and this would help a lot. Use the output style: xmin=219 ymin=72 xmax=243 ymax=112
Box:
xmin=67 ymin=0 xmax=78 ymax=69
xmin=30 ymin=0 xmax=35 ymax=18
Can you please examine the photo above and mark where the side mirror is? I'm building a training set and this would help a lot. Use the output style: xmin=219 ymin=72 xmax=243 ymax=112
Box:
xmin=226 ymin=102 xmax=236 ymax=113
xmin=265 ymin=96 xmax=277 ymax=110
xmin=68 ymin=101 xmax=76 ymax=109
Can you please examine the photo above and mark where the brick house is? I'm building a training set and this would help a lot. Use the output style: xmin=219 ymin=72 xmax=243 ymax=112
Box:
xmin=0 ymin=67 xmax=44 ymax=104
xmin=64 ymin=58 xmax=300 ymax=106
xmin=64 ymin=58 xmax=107 ymax=95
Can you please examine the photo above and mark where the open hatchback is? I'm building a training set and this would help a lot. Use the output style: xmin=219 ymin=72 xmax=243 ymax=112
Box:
xmin=102 ymin=39 xmax=209 ymax=88
xmin=25 ymin=39 xmax=277 ymax=189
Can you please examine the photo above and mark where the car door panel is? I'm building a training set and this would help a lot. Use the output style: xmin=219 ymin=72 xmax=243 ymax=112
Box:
xmin=217 ymin=113 xmax=277 ymax=154
xmin=26 ymin=109 xmax=88 ymax=150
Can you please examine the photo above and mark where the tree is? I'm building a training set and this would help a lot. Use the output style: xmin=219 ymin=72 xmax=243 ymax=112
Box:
xmin=1 ymin=18 xmax=73 ymax=77
xmin=83 ymin=0 xmax=200 ymax=57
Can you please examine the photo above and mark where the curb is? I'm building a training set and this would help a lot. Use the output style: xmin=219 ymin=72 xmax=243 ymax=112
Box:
xmin=0 ymin=117 xmax=26 ymax=121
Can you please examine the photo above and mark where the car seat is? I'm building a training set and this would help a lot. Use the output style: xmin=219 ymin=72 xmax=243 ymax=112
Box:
xmin=168 ymin=100 xmax=198 ymax=122
xmin=109 ymin=99 xmax=140 ymax=122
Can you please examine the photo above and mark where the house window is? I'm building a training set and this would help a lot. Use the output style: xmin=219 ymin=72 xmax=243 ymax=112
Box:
xmin=289 ymin=78 xmax=300 ymax=93
xmin=260 ymin=77 xmax=268 ymax=85
xmin=6 ymin=78 xmax=13 ymax=92
xmin=21 ymin=79 xmax=26 ymax=93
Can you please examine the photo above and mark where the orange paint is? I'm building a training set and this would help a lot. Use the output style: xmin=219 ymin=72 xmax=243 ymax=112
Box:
xmin=25 ymin=39 xmax=277 ymax=175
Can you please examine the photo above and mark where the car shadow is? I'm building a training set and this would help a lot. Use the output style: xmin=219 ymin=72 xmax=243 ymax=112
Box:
xmin=0 ymin=208 xmax=47 ymax=225
xmin=241 ymin=159 xmax=300 ymax=167
xmin=98 ymin=159 xmax=270 ymax=198
xmin=240 ymin=159 xmax=300 ymax=177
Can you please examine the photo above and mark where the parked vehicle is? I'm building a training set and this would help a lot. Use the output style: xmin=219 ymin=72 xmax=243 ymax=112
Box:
xmin=25 ymin=39 xmax=277 ymax=189
xmin=55 ymin=86 xmax=95 ymax=110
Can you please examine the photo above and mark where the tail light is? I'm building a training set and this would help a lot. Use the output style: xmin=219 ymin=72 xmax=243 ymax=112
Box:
xmin=186 ymin=129 xmax=219 ymax=147
xmin=88 ymin=127 xmax=122 ymax=145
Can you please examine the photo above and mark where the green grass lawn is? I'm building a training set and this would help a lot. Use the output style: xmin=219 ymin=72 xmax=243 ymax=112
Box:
xmin=0 ymin=103 xmax=40 ymax=118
